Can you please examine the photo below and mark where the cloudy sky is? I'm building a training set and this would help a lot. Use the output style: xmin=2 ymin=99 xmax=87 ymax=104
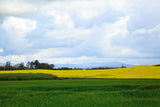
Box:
xmin=0 ymin=0 xmax=160 ymax=65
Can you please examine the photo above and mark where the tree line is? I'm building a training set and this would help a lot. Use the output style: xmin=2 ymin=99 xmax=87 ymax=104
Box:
xmin=0 ymin=60 xmax=54 ymax=70
xmin=0 ymin=60 xmax=125 ymax=70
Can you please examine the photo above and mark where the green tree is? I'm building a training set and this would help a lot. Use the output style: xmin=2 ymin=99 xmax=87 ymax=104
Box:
xmin=26 ymin=61 xmax=31 ymax=69
xmin=31 ymin=61 xmax=34 ymax=69
xmin=34 ymin=60 xmax=40 ymax=69
xmin=19 ymin=63 xmax=24 ymax=69
xmin=5 ymin=61 xmax=11 ymax=70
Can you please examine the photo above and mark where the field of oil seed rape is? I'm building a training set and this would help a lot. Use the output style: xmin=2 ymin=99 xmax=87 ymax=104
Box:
xmin=0 ymin=65 xmax=160 ymax=79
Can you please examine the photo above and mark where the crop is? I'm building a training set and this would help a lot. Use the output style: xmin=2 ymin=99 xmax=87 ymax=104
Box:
xmin=0 ymin=79 xmax=160 ymax=107
xmin=0 ymin=65 xmax=160 ymax=79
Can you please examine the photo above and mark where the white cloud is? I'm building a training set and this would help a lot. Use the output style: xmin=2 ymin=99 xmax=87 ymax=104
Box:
xmin=0 ymin=17 xmax=36 ymax=53
xmin=132 ymin=24 xmax=160 ymax=35
xmin=51 ymin=11 xmax=74 ymax=28
xmin=92 ymin=16 xmax=130 ymax=57
xmin=2 ymin=16 xmax=36 ymax=35
xmin=0 ymin=0 xmax=160 ymax=65
xmin=0 ymin=55 xmax=26 ymax=63
xmin=0 ymin=1 xmax=37 ymax=16
xmin=121 ymin=48 xmax=140 ymax=57
xmin=11 ymin=55 xmax=26 ymax=62
xmin=108 ymin=0 xmax=126 ymax=11
xmin=39 ymin=0 xmax=126 ymax=21
xmin=0 ymin=49 xmax=3 ymax=53
xmin=45 ymin=28 xmax=90 ymax=39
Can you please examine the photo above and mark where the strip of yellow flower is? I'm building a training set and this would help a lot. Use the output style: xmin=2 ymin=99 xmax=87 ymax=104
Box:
xmin=0 ymin=65 xmax=160 ymax=79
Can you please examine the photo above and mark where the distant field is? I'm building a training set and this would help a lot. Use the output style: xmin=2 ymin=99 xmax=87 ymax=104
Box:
xmin=0 ymin=65 xmax=160 ymax=79
xmin=0 ymin=79 xmax=160 ymax=107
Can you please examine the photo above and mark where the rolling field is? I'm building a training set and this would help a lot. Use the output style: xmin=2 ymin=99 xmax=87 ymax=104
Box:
xmin=0 ymin=65 xmax=160 ymax=107
xmin=0 ymin=65 xmax=160 ymax=79
xmin=0 ymin=79 xmax=160 ymax=107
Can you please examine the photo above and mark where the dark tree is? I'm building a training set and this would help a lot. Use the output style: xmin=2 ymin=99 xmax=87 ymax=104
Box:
xmin=30 ymin=61 xmax=34 ymax=69
xmin=0 ymin=60 xmax=55 ymax=70
xmin=0 ymin=66 xmax=5 ymax=70
xmin=49 ymin=64 xmax=54 ymax=69
xmin=19 ymin=63 xmax=24 ymax=69
xmin=38 ymin=63 xmax=54 ymax=69
xmin=5 ymin=61 xmax=11 ymax=70
xmin=34 ymin=60 xmax=40 ymax=69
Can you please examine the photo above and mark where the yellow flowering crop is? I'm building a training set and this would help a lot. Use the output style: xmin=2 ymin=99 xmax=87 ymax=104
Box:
xmin=0 ymin=65 xmax=160 ymax=79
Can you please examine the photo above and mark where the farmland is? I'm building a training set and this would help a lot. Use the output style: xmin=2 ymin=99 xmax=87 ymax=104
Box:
xmin=0 ymin=65 xmax=160 ymax=79
xmin=0 ymin=65 xmax=160 ymax=107
xmin=0 ymin=79 xmax=160 ymax=107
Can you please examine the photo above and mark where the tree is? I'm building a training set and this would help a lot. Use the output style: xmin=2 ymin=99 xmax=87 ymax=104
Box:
xmin=34 ymin=60 xmax=40 ymax=69
xmin=30 ymin=61 xmax=34 ymax=69
xmin=38 ymin=63 xmax=54 ymax=69
xmin=0 ymin=60 xmax=55 ymax=70
xmin=26 ymin=61 xmax=31 ymax=69
xmin=5 ymin=61 xmax=11 ymax=70
xmin=49 ymin=64 xmax=54 ymax=69
xmin=19 ymin=63 xmax=24 ymax=69
xmin=0 ymin=66 xmax=4 ymax=70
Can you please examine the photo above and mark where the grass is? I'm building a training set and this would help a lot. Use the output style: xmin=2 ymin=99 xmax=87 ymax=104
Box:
xmin=0 ymin=79 xmax=160 ymax=107
xmin=0 ymin=65 xmax=160 ymax=79
xmin=0 ymin=73 xmax=58 ymax=80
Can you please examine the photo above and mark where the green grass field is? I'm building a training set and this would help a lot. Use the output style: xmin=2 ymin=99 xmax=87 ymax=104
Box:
xmin=0 ymin=73 xmax=58 ymax=80
xmin=0 ymin=79 xmax=160 ymax=107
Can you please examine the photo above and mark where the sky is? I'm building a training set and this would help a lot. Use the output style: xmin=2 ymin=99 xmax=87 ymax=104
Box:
xmin=0 ymin=0 xmax=160 ymax=65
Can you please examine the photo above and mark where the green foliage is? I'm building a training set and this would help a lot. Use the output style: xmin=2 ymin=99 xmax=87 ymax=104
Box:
xmin=0 ymin=79 xmax=160 ymax=107
xmin=0 ymin=73 xmax=58 ymax=80
xmin=34 ymin=60 xmax=40 ymax=69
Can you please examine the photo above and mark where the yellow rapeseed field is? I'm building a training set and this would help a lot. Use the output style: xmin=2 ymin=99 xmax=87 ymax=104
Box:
xmin=0 ymin=65 xmax=160 ymax=79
